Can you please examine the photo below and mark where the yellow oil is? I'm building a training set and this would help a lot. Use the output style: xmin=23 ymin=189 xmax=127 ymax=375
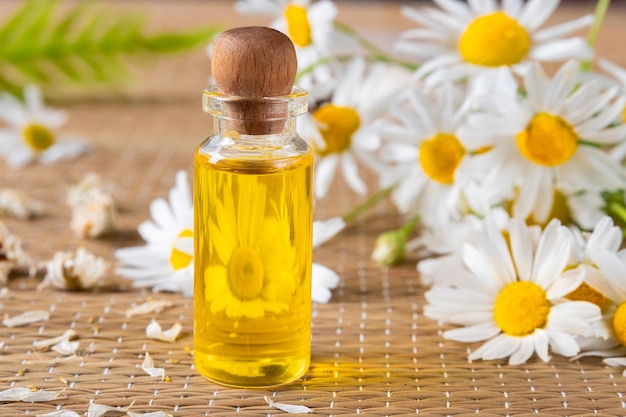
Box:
xmin=194 ymin=148 xmax=313 ymax=388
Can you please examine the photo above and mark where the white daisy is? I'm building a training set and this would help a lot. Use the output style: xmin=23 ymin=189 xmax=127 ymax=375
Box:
xmin=424 ymin=218 xmax=601 ymax=365
xmin=299 ymin=58 xmax=402 ymax=198
xmin=115 ymin=170 xmax=195 ymax=297
xmin=396 ymin=0 xmax=593 ymax=87
xmin=235 ymin=0 xmax=339 ymax=102
xmin=572 ymin=245 xmax=626 ymax=371
xmin=468 ymin=60 xmax=626 ymax=226
xmin=375 ymin=81 xmax=491 ymax=227
xmin=0 ymin=85 xmax=89 ymax=168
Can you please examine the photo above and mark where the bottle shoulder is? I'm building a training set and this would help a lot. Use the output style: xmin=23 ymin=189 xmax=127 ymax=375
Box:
xmin=195 ymin=132 xmax=312 ymax=174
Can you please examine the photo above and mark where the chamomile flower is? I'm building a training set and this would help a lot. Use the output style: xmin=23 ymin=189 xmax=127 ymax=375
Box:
xmin=571 ymin=240 xmax=626 ymax=373
xmin=424 ymin=218 xmax=601 ymax=365
xmin=375 ymin=82 xmax=490 ymax=227
xmin=202 ymin=175 xmax=302 ymax=319
xmin=469 ymin=60 xmax=626 ymax=226
xmin=235 ymin=0 xmax=338 ymax=102
xmin=115 ymin=170 xmax=194 ymax=297
xmin=397 ymin=0 xmax=593 ymax=87
xmin=0 ymin=85 xmax=88 ymax=168
xmin=299 ymin=58 xmax=400 ymax=198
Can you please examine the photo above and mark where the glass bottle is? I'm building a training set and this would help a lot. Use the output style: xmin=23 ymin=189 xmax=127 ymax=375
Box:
xmin=193 ymin=27 xmax=313 ymax=388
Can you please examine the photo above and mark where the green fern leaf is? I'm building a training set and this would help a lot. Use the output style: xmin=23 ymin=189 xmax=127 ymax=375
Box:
xmin=0 ymin=0 xmax=220 ymax=95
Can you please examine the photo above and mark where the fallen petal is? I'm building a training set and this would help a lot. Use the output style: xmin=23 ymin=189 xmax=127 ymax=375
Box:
xmin=36 ymin=410 xmax=80 ymax=417
xmin=3 ymin=310 xmax=50 ymax=327
xmin=127 ymin=412 xmax=173 ymax=417
xmin=125 ymin=300 xmax=174 ymax=318
xmin=87 ymin=403 xmax=132 ymax=417
xmin=142 ymin=352 xmax=166 ymax=379
xmin=264 ymin=396 xmax=313 ymax=414
xmin=146 ymin=321 xmax=182 ymax=343
xmin=51 ymin=340 xmax=80 ymax=355
xmin=33 ymin=330 xmax=77 ymax=349
xmin=0 ymin=387 xmax=60 ymax=402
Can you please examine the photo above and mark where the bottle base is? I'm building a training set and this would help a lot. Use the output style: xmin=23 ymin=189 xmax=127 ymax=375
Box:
xmin=196 ymin=357 xmax=310 ymax=388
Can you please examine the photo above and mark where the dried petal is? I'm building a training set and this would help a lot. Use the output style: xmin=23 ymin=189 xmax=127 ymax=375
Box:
xmin=67 ymin=174 xmax=117 ymax=238
xmin=146 ymin=321 xmax=182 ymax=343
xmin=36 ymin=410 xmax=80 ymax=417
xmin=33 ymin=329 xmax=77 ymax=349
xmin=142 ymin=352 xmax=166 ymax=379
xmin=3 ymin=310 xmax=50 ymax=327
xmin=51 ymin=340 xmax=80 ymax=355
xmin=264 ymin=396 xmax=313 ymax=414
xmin=125 ymin=300 xmax=174 ymax=318
xmin=0 ymin=189 xmax=43 ymax=220
xmin=0 ymin=221 xmax=35 ymax=285
xmin=39 ymin=248 xmax=108 ymax=291
xmin=127 ymin=412 xmax=173 ymax=417
xmin=87 ymin=403 xmax=132 ymax=417
xmin=0 ymin=387 xmax=59 ymax=402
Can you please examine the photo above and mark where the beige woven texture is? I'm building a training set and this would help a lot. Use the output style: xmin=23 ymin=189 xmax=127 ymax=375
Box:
xmin=2 ymin=1 xmax=626 ymax=416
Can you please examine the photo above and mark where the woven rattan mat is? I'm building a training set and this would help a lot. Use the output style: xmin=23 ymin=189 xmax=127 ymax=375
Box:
xmin=2 ymin=1 xmax=626 ymax=416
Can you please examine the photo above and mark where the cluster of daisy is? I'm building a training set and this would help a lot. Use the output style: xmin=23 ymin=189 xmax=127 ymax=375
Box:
xmin=235 ymin=0 xmax=626 ymax=366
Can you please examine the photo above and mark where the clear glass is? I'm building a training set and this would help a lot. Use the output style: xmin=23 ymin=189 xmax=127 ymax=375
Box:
xmin=193 ymin=87 xmax=313 ymax=388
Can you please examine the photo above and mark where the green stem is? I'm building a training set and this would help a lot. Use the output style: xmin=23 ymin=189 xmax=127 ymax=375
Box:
xmin=607 ymin=200 xmax=626 ymax=236
xmin=581 ymin=0 xmax=611 ymax=72
xmin=333 ymin=21 xmax=418 ymax=71
xmin=398 ymin=214 xmax=421 ymax=238
xmin=342 ymin=184 xmax=396 ymax=223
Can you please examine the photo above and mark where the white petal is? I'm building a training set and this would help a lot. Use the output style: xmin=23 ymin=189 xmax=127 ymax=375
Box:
xmin=36 ymin=411 xmax=81 ymax=417
xmin=125 ymin=300 xmax=174 ymax=318
xmin=469 ymin=334 xmax=520 ymax=361
xmin=3 ymin=310 xmax=50 ymax=327
xmin=313 ymin=216 xmax=345 ymax=248
xmin=146 ymin=321 xmax=182 ymax=343
xmin=443 ymin=322 xmax=500 ymax=342
xmin=142 ymin=352 xmax=166 ymax=378
xmin=546 ymin=267 xmax=585 ymax=299
xmin=87 ymin=403 xmax=132 ymax=417
xmin=340 ymin=153 xmax=367 ymax=195
xmin=508 ymin=336 xmax=535 ymax=365
xmin=264 ymin=396 xmax=313 ymax=414
xmin=314 ymin=154 xmax=338 ymax=198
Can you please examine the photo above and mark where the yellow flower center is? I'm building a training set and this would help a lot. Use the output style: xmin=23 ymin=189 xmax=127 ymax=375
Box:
xmin=516 ymin=113 xmax=578 ymax=167
xmin=21 ymin=123 xmax=55 ymax=152
xmin=566 ymin=282 xmax=612 ymax=313
xmin=419 ymin=133 xmax=466 ymax=184
xmin=285 ymin=4 xmax=312 ymax=47
xmin=313 ymin=104 xmax=361 ymax=155
xmin=228 ymin=246 xmax=264 ymax=300
xmin=459 ymin=11 xmax=531 ymax=67
xmin=612 ymin=302 xmax=626 ymax=346
xmin=169 ymin=228 xmax=193 ymax=271
xmin=493 ymin=281 xmax=550 ymax=336
xmin=622 ymin=105 xmax=626 ymax=124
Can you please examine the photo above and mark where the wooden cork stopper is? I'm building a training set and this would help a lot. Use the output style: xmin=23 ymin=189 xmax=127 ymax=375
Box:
xmin=211 ymin=26 xmax=298 ymax=135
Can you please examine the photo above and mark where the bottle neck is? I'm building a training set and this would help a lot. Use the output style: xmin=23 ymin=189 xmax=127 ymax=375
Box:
xmin=212 ymin=115 xmax=298 ymax=139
